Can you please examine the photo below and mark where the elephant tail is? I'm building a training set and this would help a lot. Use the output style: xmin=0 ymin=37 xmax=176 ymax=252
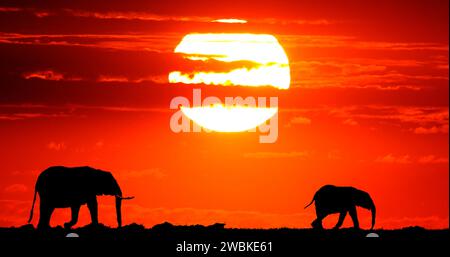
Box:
xmin=27 ymin=184 xmax=37 ymax=224
xmin=304 ymin=197 xmax=315 ymax=209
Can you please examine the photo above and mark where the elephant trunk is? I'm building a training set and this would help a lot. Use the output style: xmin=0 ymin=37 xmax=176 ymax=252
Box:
xmin=114 ymin=181 xmax=123 ymax=228
xmin=111 ymin=176 xmax=134 ymax=228
xmin=115 ymin=196 xmax=122 ymax=228
xmin=370 ymin=202 xmax=376 ymax=230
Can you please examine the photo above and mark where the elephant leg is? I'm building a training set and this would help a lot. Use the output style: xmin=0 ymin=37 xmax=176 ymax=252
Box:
xmin=37 ymin=202 xmax=54 ymax=229
xmin=333 ymin=211 xmax=347 ymax=229
xmin=311 ymin=208 xmax=326 ymax=229
xmin=64 ymin=205 xmax=80 ymax=229
xmin=349 ymin=206 xmax=360 ymax=229
xmin=87 ymin=197 xmax=99 ymax=225
xmin=311 ymin=218 xmax=323 ymax=229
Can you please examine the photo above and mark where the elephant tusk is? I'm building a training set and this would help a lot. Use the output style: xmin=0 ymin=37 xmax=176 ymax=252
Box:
xmin=115 ymin=195 xmax=135 ymax=200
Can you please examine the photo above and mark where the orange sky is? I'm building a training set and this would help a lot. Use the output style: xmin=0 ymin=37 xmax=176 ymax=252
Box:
xmin=0 ymin=0 xmax=448 ymax=229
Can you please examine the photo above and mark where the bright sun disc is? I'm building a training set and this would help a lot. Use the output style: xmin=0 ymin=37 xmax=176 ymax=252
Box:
xmin=181 ymin=105 xmax=278 ymax=132
xmin=169 ymin=33 xmax=290 ymax=89
xmin=170 ymin=33 xmax=288 ymax=133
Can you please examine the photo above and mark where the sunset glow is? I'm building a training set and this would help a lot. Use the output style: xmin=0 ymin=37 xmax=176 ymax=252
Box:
xmin=212 ymin=19 xmax=247 ymax=24
xmin=169 ymin=33 xmax=290 ymax=89
xmin=0 ymin=0 xmax=448 ymax=231
xmin=181 ymin=105 xmax=277 ymax=132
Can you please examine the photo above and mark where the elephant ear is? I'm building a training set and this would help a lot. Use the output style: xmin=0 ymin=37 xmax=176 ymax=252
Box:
xmin=98 ymin=171 xmax=122 ymax=196
xmin=92 ymin=170 xmax=112 ymax=196
xmin=356 ymin=190 xmax=373 ymax=209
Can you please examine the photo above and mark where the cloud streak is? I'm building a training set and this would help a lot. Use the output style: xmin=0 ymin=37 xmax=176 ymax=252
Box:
xmin=376 ymin=154 xmax=412 ymax=164
xmin=413 ymin=125 xmax=449 ymax=134
xmin=329 ymin=106 xmax=449 ymax=132
xmin=243 ymin=151 xmax=309 ymax=159
xmin=418 ymin=155 xmax=449 ymax=164
xmin=376 ymin=154 xmax=449 ymax=164
xmin=22 ymin=70 xmax=83 ymax=81
xmin=4 ymin=184 xmax=28 ymax=193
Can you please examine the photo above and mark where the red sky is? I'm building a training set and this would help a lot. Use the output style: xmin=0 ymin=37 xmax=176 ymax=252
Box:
xmin=0 ymin=0 xmax=448 ymax=229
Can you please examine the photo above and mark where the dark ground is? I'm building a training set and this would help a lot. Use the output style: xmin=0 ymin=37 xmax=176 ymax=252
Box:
xmin=0 ymin=223 xmax=448 ymax=255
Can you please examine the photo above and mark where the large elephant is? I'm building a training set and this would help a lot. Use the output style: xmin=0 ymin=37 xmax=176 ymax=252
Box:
xmin=28 ymin=166 xmax=134 ymax=229
xmin=305 ymin=185 xmax=376 ymax=230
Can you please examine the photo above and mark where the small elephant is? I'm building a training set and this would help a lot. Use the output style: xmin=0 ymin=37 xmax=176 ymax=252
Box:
xmin=28 ymin=166 xmax=134 ymax=229
xmin=305 ymin=185 xmax=376 ymax=230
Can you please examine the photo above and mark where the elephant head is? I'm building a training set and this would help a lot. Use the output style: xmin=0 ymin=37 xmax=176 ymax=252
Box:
xmin=354 ymin=189 xmax=376 ymax=230
xmin=94 ymin=170 xmax=134 ymax=227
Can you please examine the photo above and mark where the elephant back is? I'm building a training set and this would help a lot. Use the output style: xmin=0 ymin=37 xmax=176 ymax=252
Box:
xmin=37 ymin=166 xmax=103 ymax=206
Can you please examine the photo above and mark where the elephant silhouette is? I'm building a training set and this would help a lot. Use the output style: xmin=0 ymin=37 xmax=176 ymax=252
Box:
xmin=305 ymin=185 xmax=376 ymax=230
xmin=28 ymin=166 xmax=134 ymax=229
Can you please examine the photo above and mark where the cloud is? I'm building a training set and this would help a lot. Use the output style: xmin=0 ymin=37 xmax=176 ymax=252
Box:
xmin=418 ymin=155 xmax=449 ymax=164
xmin=290 ymin=116 xmax=312 ymax=125
xmin=289 ymin=54 xmax=448 ymax=91
xmin=67 ymin=10 xmax=214 ymax=22
xmin=83 ymin=106 xmax=168 ymax=113
xmin=4 ymin=7 xmax=332 ymax=27
xmin=96 ymin=75 xmax=129 ymax=83
xmin=69 ymin=10 xmax=333 ymax=27
xmin=376 ymin=154 xmax=412 ymax=164
xmin=0 ymin=33 xmax=177 ymax=53
xmin=47 ymin=141 xmax=66 ymax=151
xmin=2 ymin=32 xmax=448 ymax=94
xmin=413 ymin=125 xmax=449 ymax=134
xmin=4 ymin=184 xmax=28 ymax=193
xmin=119 ymin=168 xmax=166 ymax=180
xmin=23 ymin=70 xmax=64 ymax=81
xmin=0 ymin=7 xmax=21 ymax=12
xmin=293 ymin=69 xmax=447 ymax=90
xmin=342 ymin=118 xmax=358 ymax=126
xmin=294 ymin=60 xmax=387 ymax=76
xmin=376 ymin=154 xmax=448 ymax=164
xmin=286 ymin=116 xmax=311 ymax=127
xmin=259 ymin=18 xmax=332 ymax=26
xmin=281 ymin=105 xmax=448 ymax=135
xmin=0 ymin=112 xmax=71 ymax=120
xmin=97 ymin=75 xmax=167 ymax=84
xmin=0 ymin=104 xmax=168 ymax=123
xmin=243 ymin=151 xmax=309 ymax=159
xmin=22 ymin=70 xmax=83 ymax=82
xmin=329 ymin=106 xmax=449 ymax=133
xmin=21 ymin=69 xmax=167 ymax=84
xmin=281 ymin=35 xmax=449 ymax=52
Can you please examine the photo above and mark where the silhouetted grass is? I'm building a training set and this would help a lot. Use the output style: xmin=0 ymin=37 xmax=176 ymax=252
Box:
xmin=0 ymin=222 xmax=447 ymax=241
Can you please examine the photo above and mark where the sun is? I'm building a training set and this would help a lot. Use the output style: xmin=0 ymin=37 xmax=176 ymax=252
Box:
xmin=169 ymin=32 xmax=290 ymax=132
xmin=181 ymin=104 xmax=278 ymax=132
xmin=169 ymin=33 xmax=290 ymax=89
